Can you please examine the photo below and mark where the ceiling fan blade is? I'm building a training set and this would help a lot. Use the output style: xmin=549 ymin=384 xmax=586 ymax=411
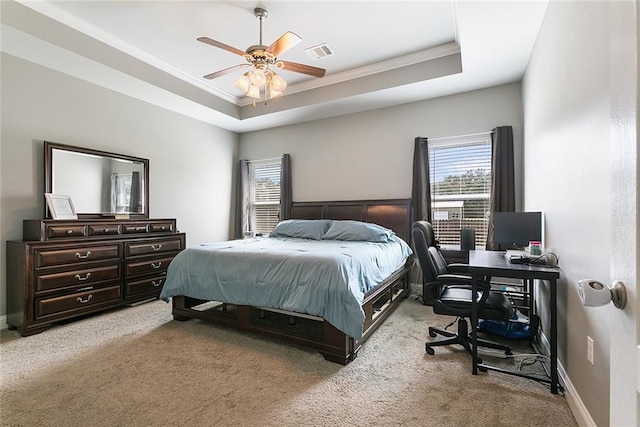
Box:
xmin=280 ymin=61 xmax=326 ymax=78
xmin=203 ymin=64 xmax=248 ymax=80
xmin=197 ymin=37 xmax=246 ymax=57
xmin=266 ymin=31 xmax=302 ymax=57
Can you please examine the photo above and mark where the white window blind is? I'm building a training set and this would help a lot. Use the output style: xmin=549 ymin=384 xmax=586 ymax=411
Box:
xmin=250 ymin=159 xmax=281 ymax=235
xmin=429 ymin=135 xmax=492 ymax=248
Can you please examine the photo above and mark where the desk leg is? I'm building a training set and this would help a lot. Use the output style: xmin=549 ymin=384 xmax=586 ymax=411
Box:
xmin=550 ymin=278 xmax=559 ymax=394
xmin=527 ymin=278 xmax=540 ymax=343
xmin=471 ymin=274 xmax=479 ymax=375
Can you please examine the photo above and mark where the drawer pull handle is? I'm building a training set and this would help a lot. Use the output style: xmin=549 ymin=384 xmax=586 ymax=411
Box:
xmin=66 ymin=229 xmax=73 ymax=235
xmin=161 ymin=226 xmax=166 ymax=230
xmin=77 ymin=295 xmax=93 ymax=304
xmin=151 ymin=262 xmax=162 ymax=269
xmin=135 ymin=227 xmax=146 ymax=231
xmin=75 ymin=251 xmax=92 ymax=259
xmin=77 ymin=286 xmax=94 ymax=292
xmin=75 ymin=273 xmax=92 ymax=281
xmin=103 ymin=228 xmax=110 ymax=233
xmin=152 ymin=280 xmax=163 ymax=287
xmin=151 ymin=244 xmax=163 ymax=251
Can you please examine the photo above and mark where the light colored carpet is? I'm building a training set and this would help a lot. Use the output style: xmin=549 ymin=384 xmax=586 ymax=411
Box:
xmin=0 ymin=298 xmax=576 ymax=427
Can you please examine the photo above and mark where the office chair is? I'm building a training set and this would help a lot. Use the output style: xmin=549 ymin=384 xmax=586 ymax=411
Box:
xmin=412 ymin=221 xmax=514 ymax=358
xmin=415 ymin=221 xmax=471 ymax=303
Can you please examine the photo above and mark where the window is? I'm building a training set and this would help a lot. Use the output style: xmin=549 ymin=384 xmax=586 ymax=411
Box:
xmin=429 ymin=135 xmax=492 ymax=248
xmin=111 ymin=173 xmax=132 ymax=213
xmin=249 ymin=158 xmax=281 ymax=235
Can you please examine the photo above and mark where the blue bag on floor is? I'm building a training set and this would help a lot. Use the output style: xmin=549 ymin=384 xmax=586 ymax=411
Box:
xmin=478 ymin=310 xmax=531 ymax=339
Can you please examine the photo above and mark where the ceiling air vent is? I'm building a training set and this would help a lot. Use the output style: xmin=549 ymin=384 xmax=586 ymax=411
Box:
xmin=305 ymin=43 xmax=334 ymax=60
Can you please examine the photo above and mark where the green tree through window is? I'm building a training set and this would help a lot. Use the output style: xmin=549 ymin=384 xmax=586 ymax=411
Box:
xmin=429 ymin=137 xmax=492 ymax=247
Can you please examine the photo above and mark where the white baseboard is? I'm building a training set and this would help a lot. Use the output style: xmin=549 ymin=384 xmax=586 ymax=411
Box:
xmin=1 ymin=314 xmax=7 ymax=330
xmin=413 ymin=281 xmax=595 ymax=426
xmin=560 ymin=363 xmax=597 ymax=427
xmin=538 ymin=331 xmax=596 ymax=427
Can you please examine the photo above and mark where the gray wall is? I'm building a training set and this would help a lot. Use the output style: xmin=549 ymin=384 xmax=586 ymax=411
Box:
xmin=0 ymin=53 xmax=238 ymax=319
xmin=239 ymin=82 xmax=524 ymax=210
xmin=523 ymin=1 xmax=620 ymax=425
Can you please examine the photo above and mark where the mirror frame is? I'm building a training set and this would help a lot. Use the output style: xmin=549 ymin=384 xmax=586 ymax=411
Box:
xmin=44 ymin=141 xmax=150 ymax=219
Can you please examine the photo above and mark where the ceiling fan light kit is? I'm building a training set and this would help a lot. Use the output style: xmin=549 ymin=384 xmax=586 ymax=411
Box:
xmin=198 ymin=6 xmax=326 ymax=105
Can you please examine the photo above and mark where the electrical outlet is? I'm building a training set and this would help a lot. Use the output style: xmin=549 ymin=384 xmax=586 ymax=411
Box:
xmin=587 ymin=336 xmax=594 ymax=365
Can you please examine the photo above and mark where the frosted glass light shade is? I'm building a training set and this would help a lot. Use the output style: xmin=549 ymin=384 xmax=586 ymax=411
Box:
xmin=269 ymin=88 xmax=284 ymax=98
xmin=271 ymin=73 xmax=287 ymax=91
xmin=247 ymin=84 xmax=260 ymax=99
xmin=234 ymin=73 xmax=250 ymax=92
xmin=250 ymin=69 xmax=267 ymax=86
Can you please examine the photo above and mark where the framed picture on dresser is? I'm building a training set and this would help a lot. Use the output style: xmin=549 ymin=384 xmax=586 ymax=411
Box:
xmin=44 ymin=193 xmax=77 ymax=220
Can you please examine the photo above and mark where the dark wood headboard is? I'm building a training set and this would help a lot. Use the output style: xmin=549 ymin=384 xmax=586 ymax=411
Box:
xmin=290 ymin=198 xmax=413 ymax=243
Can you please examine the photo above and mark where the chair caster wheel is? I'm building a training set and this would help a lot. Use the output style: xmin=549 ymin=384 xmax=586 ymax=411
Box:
xmin=505 ymin=349 xmax=513 ymax=356
xmin=425 ymin=344 xmax=435 ymax=355
xmin=479 ymin=365 xmax=488 ymax=373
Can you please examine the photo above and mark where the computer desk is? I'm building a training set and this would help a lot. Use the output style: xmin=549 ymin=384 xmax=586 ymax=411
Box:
xmin=467 ymin=250 xmax=562 ymax=394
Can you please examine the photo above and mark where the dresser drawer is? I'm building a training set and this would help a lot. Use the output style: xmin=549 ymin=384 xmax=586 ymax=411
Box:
xmin=149 ymin=222 xmax=174 ymax=233
xmin=125 ymin=256 xmax=174 ymax=277
xmin=35 ymin=244 xmax=121 ymax=268
xmin=36 ymin=264 xmax=121 ymax=292
xmin=35 ymin=285 xmax=121 ymax=319
xmin=9 ymin=219 xmax=184 ymax=336
xmin=87 ymin=223 xmax=121 ymax=236
xmin=125 ymin=238 xmax=182 ymax=257
xmin=47 ymin=225 xmax=86 ymax=239
xmin=121 ymin=223 xmax=149 ymax=234
xmin=126 ymin=275 xmax=166 ymax=297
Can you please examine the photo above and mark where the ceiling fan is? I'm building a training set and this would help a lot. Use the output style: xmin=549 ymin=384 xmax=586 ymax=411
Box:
xmin=197 ymin=7 xmax=326 ymax=101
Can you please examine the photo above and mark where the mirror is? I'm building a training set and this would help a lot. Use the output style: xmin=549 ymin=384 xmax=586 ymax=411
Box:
xmin=44 ymin=141 xmax=149 ymax=218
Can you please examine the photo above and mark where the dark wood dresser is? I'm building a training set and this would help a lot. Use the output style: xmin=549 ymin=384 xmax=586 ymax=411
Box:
xmin=7 ymin=218 xmax=185 ymax=336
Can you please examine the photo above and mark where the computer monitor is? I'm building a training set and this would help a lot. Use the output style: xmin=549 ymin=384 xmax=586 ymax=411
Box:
xmin=492 ymin=211 xmax=542 ymax=248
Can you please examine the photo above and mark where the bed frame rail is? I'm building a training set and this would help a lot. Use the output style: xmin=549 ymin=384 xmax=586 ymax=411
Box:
xmin=172 ymin=198 xmax=413 ymax=364
xmin=172 ymin=262 xmax=410 ymax=364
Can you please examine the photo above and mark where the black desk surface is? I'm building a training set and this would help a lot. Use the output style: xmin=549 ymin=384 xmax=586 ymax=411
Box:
xmin=468 ymin=250 xmax=560 ymax=280
xmin=467 ymin=249 xmax=562 ymax=394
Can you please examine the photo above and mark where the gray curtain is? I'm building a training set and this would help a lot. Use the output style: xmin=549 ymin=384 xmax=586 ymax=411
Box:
xmin=129 ymin=171 xmax=140 ymax=213
xmin=234 ymin=159 xmax=251 ymax=239
xmin=280 ymin=154 xmax=292 ymax=221
xmin=411 ymin=137 xmax=431 ymax=301
xmin=411 ymin=137 xmax=432 ymax=223
xmin=486 ymin=126 xmax=515 ymax=250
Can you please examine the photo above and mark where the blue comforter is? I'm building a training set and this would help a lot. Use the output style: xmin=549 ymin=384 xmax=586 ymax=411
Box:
xmin=160 ymin=235 xmax=413 ymax=339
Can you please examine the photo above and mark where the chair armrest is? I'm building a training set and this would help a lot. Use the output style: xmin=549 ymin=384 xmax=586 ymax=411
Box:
xmin=435 ymin=273 xmax=472 ymax=283
xmin=432 ymin=274 xmax=493 ymax=308
xmin=435 ymin=274 xmax=491 ymax=291
xmin=447 ymin=263 xmax=470 ymax=274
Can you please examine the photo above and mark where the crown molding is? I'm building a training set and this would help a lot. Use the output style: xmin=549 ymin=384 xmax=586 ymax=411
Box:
xmin=237 ymin=41 xmax=460 ymax=107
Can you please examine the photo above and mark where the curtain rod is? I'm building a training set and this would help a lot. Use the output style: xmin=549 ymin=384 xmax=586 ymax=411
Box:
xmin=427 ymin=130 xmax=494 ymax=142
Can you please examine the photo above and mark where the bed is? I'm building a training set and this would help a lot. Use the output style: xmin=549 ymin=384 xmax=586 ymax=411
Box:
xmin=162 ymin=198 xmax=413 ymax=364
